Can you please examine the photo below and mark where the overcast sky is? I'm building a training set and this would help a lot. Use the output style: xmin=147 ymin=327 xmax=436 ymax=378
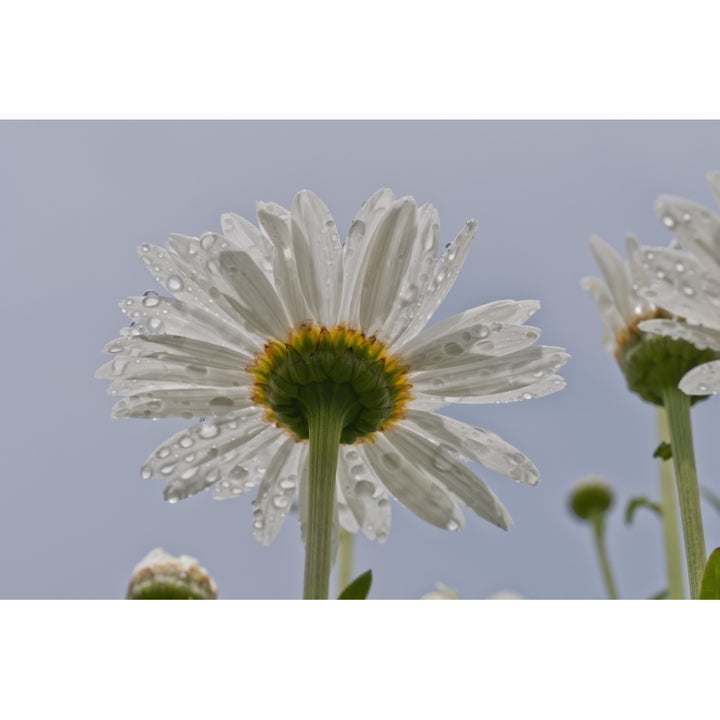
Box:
xmin=3 ymin=120 xmax=720 ymax=599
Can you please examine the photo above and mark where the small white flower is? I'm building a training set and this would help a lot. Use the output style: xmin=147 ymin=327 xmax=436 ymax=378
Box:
xmin=634 ymin=172 xmax=720 ymax=395
xmin=98 ymin=189 xmax=568 ymax=544
xmin=127 ymin=548 xmax=218 ymax=599
xmin=422 ymin=582 xmax=460 ymax=599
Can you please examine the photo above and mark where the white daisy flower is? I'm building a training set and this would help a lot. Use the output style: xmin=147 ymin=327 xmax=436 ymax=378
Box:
xmin=98 ymin=189 xmax=568 ymax=547
xmin=634 ymin=172 xmax=720 ymax=395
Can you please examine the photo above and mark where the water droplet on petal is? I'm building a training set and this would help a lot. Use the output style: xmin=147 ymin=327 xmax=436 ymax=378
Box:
xmin=167 ymin=275 xmax=184 ymax=292
xmin=662 ymin=216 xmax=675 ymax=228
xmin=446 ymin=519 xmax=460 ymax=531
xmin=683 ymin=286 xmax=695 ymax=296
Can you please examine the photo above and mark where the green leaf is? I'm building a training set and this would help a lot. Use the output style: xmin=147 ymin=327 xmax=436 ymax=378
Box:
xmin=699 ymin=548 xmax=720 ymax=599
xmin=653 ymin=441 xmax=672 ymax=460
xmin=338 ymin=569 xmax=372 ymax=600
xmin=624 ymin=496 xmax=662 ymax=525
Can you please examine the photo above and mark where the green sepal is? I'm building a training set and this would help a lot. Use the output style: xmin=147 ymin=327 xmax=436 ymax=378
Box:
xmin=358 ymin=386 xmax=391 ymax=408
xmin=286 ymin=347 xmax=310 ymax=384
xmin=329 ymin=348 xmax=355 ymax=383
xmin=337 ymin=569 xmax=373 ymax=600
xmin=353 ymin=360 xmax=385 ymax=392
xmin=624 ymin=496 xmax=662 ymax=525
xmin=268 ymin=371 xmax=299 ymax=399
xmin=700 ymin=548 xmax=720 ymax=599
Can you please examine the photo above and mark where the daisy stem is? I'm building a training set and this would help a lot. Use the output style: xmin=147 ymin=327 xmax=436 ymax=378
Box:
xmin=661 ymin=384 xmax=706 ymax=599
xmin=337 ymin=528 xmax=354 ymax=597
xmin=656 ymin=407 xmax=685 ymax=599
xmin=303 ymin=387 xmax=345 ymax=600
xmin=591 ymin=513 xmax=619 ymax=599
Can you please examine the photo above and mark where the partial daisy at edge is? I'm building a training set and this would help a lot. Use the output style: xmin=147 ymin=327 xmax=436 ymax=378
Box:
xmin=632 ymin=171 xmax=720 ymax=395
xmin=97 ymin=188 xmax=569 ymax=546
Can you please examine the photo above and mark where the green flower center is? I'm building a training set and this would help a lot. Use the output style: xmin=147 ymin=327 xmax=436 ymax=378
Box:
xmin=249 ymin=324 xmax=412 ymax=444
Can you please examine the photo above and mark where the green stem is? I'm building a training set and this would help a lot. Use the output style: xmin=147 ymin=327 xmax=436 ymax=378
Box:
xmin=661 ymin=385 xmax=706 ymax=599
xmin=303 ymin=388 xmax=344 ymax=600
xmin=656 ymin=407 xmax=685 ymax=599
xmin=591 ymin=514 xmax=619 ymax=599
xmin=337 ymin=528 xmax=354 ymax=597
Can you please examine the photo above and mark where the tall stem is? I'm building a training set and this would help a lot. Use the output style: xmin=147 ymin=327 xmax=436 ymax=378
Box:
xmin=661 ymin=385 xmax=706 ymax=599
xmin=592 ymin=514 xmax=619 ymax=599
xmin=656 ymin=407 xmax=685 ymax=599
xmin=303 ymin=391 xmax=343 ymax=600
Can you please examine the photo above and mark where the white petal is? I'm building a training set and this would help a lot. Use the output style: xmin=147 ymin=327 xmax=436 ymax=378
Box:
xmin=385 ymin=425 xmax=512 ymax=529
xmin=403 ymin=410 xmax=539 ymax=485
xmin=655 ymin=194 xmax=720 ymax=268
xmin=580 ymin=275 xmax=626 ymax=353
xmin=411 ymin=345 xmax=569 ymax=399
xmin=257 ymin=200 xmax=312 ymax=326
xmin=290 ymin=190 xmax=343 ymax=327
xmin=588 ymin=236 xmax=635 ymax=325
xmin=350 ymin=197 xmax=419 ymax=337
xmin=111 ymin=386 xmax=253 ymax=419
xmin=165 ymin=235 xmax=288 ymax=340
xmin=379 ymin=202 xmax=440 ymax=344
xmin=337 ymin=445 xmax=391 ymax=542
xmin=339 ymin=188 xmax=396 ymax=322
xmin=252 ymin=438 xmax=305 ymax=546
xmin=113 ymin=294 xmax=260 ymax=355
xmin=336 ymin=482 xmax=360 ymax=535
xmin=220 ymin=212 xmax=274 ymax=279
xmin=395 ymin=220 xmax=477 ymax=346
xmin=363 ymin=433 xmax=465 ymax=531
xmin=398 ymin=300 xmax=540 ymax=360
xmin=679 ymin=360 xmax=720 ymax=395
xmin=639 ymin=318 xmax=720 ymax=352
xmin=637 ymin=246 xmax=720 ymax=327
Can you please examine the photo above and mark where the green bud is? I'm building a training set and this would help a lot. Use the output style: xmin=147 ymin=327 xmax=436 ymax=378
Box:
xmin=569 ymin=478 xmax=615 ymax=521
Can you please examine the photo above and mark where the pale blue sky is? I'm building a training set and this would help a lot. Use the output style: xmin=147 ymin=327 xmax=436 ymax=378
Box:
xmin=3 ymin=120 xmax=720 ymax=598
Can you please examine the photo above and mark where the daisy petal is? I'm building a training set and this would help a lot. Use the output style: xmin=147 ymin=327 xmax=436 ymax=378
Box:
xmin=337 ymin=445 xmax=391 ymax=542
xmin=707 ymin=171 xmax=720 ymax=209
xmin=336 ymin=482 xmax=360 ymax=535
xmin=398 ymin=300 xmax=540 ymax=357
xmin=403 ymin=410 xmax=539 ymax=485
xmin=679 ymin=360 xmax=720 ymax=395
xmin=340 ymin=189 xmax=396 ymax=322
xmin=655 ymin=195 xmax=720 ymax=268
xmin=290 ymin=190 xmax=343 ymax=327
xmin=386 ymin=425 xmax=513 ymax=529
xmin=637 ymin=246 xmax=720 ymax=326
xmin=349 ymin=197 xmax=419 ymax=337
xmin=111 ymin=387 xmax=253 ymax=419
xmin=212 ymin=437 xmax=287 ymax=500
xmin=252 ymin=438 xmax=306 ymax=546
xmin=220 ymin=212 xmax=274 ymax=278
xmin=580 ymin=276 xmax=627 ymax=354
xmin=639 ymin=318 xmax=720 ymax=351
xmin=363 ymin=433 xmax=465 ymax=531
xmin=411 ymin=345 xmax=569 ymax=399
xmin=588 ymin=236 xmax=635 ymax=324
xmin=395 ymin=220 xmax=477 ymax=345
xmin=257 ymin=200 xmax=312 ymax=325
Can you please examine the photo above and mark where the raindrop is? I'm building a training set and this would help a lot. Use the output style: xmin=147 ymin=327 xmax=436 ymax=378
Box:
xmin=683 ymin=286 xmax=695 ymax=296
xmin=272 ymin=495 xmax=289 ymax=509
xmin=167 ymin=275 xmax=184 ymax=292
xmin=181 ymin=467 xmax=198 ymax=480
xmin=179 ymin=436 xmax=194 ymax=448
xmin=156 ymin=447 xmax=171 ymax=459
xmin=160 ymin=463 xmax=176 ymax=475
xmin=350 ymin=464 xmax=366 ymax=480
xmin=354 ymin=480 xmax=375 ymax=497
xmin=522 ymin=392 xmax=534 ymax=400
xmin=675 ymin=263 xmax=685 ymax=273
xmin=141 ymin=466 xmax=152 ymax=480
xmin=446 ymin=519 xmax=460 ymax=531
xmin=167 ymin=495 xmax=179 ymax=504
xmin=199 ymin=423 xmax=220 ymax=439
xmin=142 ymin=290 xmax=161 ymax=308
xmin=443 ymin=341 xmax=464 ymax=357
xmin=698 ymin=384 xmax=709 ymax=393
xmin=279 ymin=478 xmax=296 ymax=490
xmin=662 ymin=216 xmax=675 ymax=228
xmin=682 ymin=212 xmax=691 ymax=222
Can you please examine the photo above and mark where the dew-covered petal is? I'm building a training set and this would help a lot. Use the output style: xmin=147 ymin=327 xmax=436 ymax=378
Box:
xmin=349 ymin=197 xmax=419 ymax=337
xmin=403 ymin=410 xmax=539 ymax=485
xmin=398 ymin=300 xmax=540 ymax=361
xmin=111 ymin=386 xmax=253 ymax=419
xmin=252 ymin=438 xmax=305 ymax=546
xmin=385 ymin=425 xmax=513 ymax=529
xmin=637 ymin=246 xmax=720 ymax=327
xmin=363 ymin=433 xmax=465 ymax=531
xmin=394 ymin=220 xmax=477 ymax=346
xmin=638 ymin=318 xmax=720 ymax=352
xmin=337 ymin=445 xmax=391 ymax=542
xmin=411 ymin=345 xmax=569 ymax=399
xmin=588 ymin=236 xmax=636 ymax=325
xmin=679 ymin=360 xmax=720 ymax=395
xmin=340 ymin=188 xmax=396 ymax=322
xmin=114 ymin=294 xmax=260 ymax=355
xmin=336 ymin=482 xmax=360 ymax=535
xmin=580 ymin=276 xmax=626 ymax=354
xmin=625 ymin=234 xmax=655 ymax=302
xmin=290 ymin=190 xmax=343 ymax=327
xmin=379 ymin=203 xmax=441 ymax=344
xmin=257 ymin=200 xmax=312 ymax=325
xmin=655 ymin=195 xmax=720 ymax=268
xmin=220 ymin=212 xmax=274 ymax=279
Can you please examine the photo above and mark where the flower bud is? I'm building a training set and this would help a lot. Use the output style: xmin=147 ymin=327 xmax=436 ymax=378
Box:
xmin=569 ymin=478 xmax=614 ymax=521
xmin=126 ymin=548 xmax=218 ymax=599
